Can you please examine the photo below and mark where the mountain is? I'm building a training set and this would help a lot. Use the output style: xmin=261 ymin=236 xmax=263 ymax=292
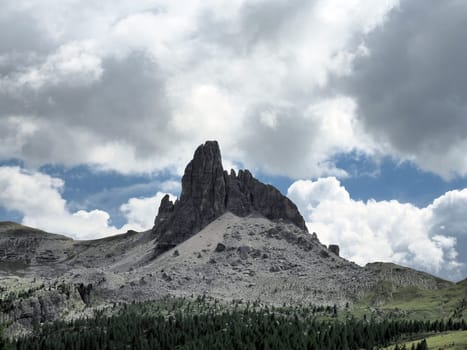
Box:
xmin=153 ymin=141 xmax=307 ymax=255
xmin=0 ymin=141 xmax=463 ymax=339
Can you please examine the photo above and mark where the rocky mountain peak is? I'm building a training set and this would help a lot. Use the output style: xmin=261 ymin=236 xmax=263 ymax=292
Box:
xmin=153 ymin=141 xmax=307 ymax=255
xmin=180 ymin=140 xmax=226 ymax=222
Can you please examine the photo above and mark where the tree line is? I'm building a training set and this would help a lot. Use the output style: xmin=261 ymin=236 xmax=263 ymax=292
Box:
xmin=3 ymin=297 xmax=467 ymax=350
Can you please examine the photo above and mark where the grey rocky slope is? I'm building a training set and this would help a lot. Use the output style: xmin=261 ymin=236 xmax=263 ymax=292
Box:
xmin=0 ymin=141 xmax=456 ymax=337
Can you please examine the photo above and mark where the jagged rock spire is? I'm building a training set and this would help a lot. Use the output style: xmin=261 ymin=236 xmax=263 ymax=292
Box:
xmin=153 ymin=141 xmax=307 ymax=255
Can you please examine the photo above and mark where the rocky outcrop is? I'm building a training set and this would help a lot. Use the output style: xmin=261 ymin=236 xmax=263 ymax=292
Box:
xmin=225 ymin=169 xmax=306 ymax=228
xmin=328 ymin=244 xmax=340 ymax=256
xmin=153 ymin=141 xmax=307 ymax=255
xmin=12 ymin=292 xmax=68 ymax=325
xmin=76 ymin=283 xmax=93 ymax=305
xmin=0 ymin=222 xmax=73 ymax=268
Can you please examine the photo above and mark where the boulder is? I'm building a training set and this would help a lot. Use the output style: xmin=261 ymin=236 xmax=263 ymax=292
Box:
xmin=269 ymin=265 xmax=281 ymax=272
xmin=161 ymin=271 xmax=172 ymax=282
xmin=237 ymin=246 xmax=250 ymax=260
xmin=215 ymin=243 xmax=226 ymax=252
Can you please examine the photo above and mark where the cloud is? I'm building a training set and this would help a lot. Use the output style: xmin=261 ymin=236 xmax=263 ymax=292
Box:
xmin=0 ymin=166 xmax=172 ymax=239
xmin=120 ymin=192 xmax=176 ymax=232
xmin=0 ymin=0 xmax=400 ymax=178
xmin=0 ymin=50 xmax=179 ymax=173
xmin=13 ymin=41 xmax=103 ymax=89
xmin=3 ymin=0 xmax=466 ymax=181
xmin=340 ymin=0 xmax=467 ymax=179
xmin=288 ymin=177 xmax=465 ymax=281
xmin=238 ymin=96 xmax=377 ymax=177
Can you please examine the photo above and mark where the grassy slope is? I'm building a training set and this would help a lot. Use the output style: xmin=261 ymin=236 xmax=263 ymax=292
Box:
xmin=351 ymin=280 xmax=467 ymax=321
xmin=382 ymin=330 xmax=467 ymax=350
xmin=0 ymin=221 xmax=71 ymax=240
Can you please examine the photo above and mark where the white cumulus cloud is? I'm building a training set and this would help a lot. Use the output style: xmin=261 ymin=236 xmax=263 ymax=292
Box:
xmin=0 ymin=166 xmax=172 ymax=239
xmin=288 ymin=177 xmax=465 ymax=281
xmin=120 ymin=192 xmax=176 ymax=232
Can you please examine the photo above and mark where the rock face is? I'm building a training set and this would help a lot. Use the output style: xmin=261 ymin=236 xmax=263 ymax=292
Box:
xmin=0 ymin=222 xmax=73 ymax=269
xmin=12 ymin=292 xmax=68 ymax=326
xmin=153 ymin=141 xmax=307 ymax=255
xmin=328 ymin=244 xmax=340 ymax=256
xmin=76 ymin=283 xmax=93 ymax=305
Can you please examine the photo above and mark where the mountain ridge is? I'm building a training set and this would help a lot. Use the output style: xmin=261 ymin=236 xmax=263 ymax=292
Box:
xmin=153 ymin=140 xmax=307 ymax=255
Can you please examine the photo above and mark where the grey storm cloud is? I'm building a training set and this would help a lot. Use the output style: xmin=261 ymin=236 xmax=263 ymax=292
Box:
xmin=2 ymin=0 xmax=466 ymax=180
xmin=238 ymin=103 xmax=350 ymax=178
xmin=1 ymin=0 xmax=380 ymax=176
xmin=0 ymin=10 xmax=51 ymax=55
xmin=340 ymin=0 xmax=467 ymax=178
xmin=29 ymin=53 xmax=172 ymax=154
xmin=0 ymin=51 xmax=176 ymax=167
xmin=198 ymin=0 xmax=313 ymax=53
xmin=0 ymin=1 xmax=180 ymax=172
xmin=240 ymin=104 xmax=316 ymax=175
xmin=0 ymin=9 xmax=53 ymax=79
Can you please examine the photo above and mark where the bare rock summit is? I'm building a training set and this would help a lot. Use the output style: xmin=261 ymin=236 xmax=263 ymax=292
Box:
xmin=153 ymin=141 xmax=307 ymax=255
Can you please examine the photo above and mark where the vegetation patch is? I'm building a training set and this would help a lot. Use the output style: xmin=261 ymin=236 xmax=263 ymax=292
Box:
xmin=3 ymin=297 xmax=466 ymax=350
xmin=383 ymin=330 xmax=467 ymax=350
xmin=352 ymin=282 xmax=467 ymax=321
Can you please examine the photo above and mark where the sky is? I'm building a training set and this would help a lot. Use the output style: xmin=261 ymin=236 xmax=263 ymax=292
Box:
xmin=0 ymin=0 xmax=466 ymax=281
